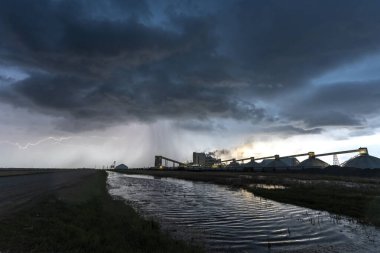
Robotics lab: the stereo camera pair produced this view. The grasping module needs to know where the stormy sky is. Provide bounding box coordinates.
[1,0,380,168]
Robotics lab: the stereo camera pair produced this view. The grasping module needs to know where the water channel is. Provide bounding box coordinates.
[107,172,380,252]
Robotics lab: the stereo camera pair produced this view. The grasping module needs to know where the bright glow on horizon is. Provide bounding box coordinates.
[220,131,380,165]
[1,120,379,168]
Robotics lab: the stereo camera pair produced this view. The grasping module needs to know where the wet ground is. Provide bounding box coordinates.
[108,172,380,253]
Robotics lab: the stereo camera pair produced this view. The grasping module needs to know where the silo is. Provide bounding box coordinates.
[262,155,299,171]
[243,157,259,169]
[227,159,242,170]
[342,153,380,169]
[265,158,288,170]
[298,157,329,169]
[280,157,300,167]
[260,159,273,167]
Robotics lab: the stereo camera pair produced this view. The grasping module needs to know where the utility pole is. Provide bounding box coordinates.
[333,154,340,166]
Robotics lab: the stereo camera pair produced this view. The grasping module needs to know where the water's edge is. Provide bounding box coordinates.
[107,172,380,253]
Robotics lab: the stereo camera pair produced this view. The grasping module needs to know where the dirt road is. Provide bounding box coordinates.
[0,169,97,218]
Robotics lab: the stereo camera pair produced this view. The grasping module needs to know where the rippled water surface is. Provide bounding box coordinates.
[107,172,380,252]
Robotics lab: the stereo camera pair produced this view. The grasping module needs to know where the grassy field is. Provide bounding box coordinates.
[116,169,380,227]
[0,170,203,253]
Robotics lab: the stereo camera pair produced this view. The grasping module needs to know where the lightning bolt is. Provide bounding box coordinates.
[0,135,122,150]
[0,136,73,150]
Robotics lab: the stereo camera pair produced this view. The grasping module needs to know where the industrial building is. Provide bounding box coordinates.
[260,159,272,167]
[155,155,184,168]
[226,159,240,168]
[193,152,220,167]
[219,148,380,170]
[243,158,259,168]
[265,156,299,168]
[154,147,380,170]
[342,148,380,169]
[298,157,329,169]
[254,156,300,171]
[115,164,128,169]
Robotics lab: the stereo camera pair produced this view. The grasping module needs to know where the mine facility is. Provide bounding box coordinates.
[154,147,380,171]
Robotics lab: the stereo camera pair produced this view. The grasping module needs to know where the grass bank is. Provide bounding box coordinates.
[116,169,380,227]
[0,170,203,253]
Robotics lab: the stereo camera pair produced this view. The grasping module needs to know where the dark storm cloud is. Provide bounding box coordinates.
[264,125,323,135]
[0,0,183,74]
[1,0,380,132]
[0,75,14,83]
[220,0,380,93]
[284,80,380,128]
[174,120,224,132]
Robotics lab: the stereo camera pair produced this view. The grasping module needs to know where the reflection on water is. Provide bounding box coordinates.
[248,183,287,190]
[107,172,379,252]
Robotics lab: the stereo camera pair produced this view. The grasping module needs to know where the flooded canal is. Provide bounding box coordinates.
[107,172,380,252]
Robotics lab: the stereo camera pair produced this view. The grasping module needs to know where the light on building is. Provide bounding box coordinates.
[359,147,368,156]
